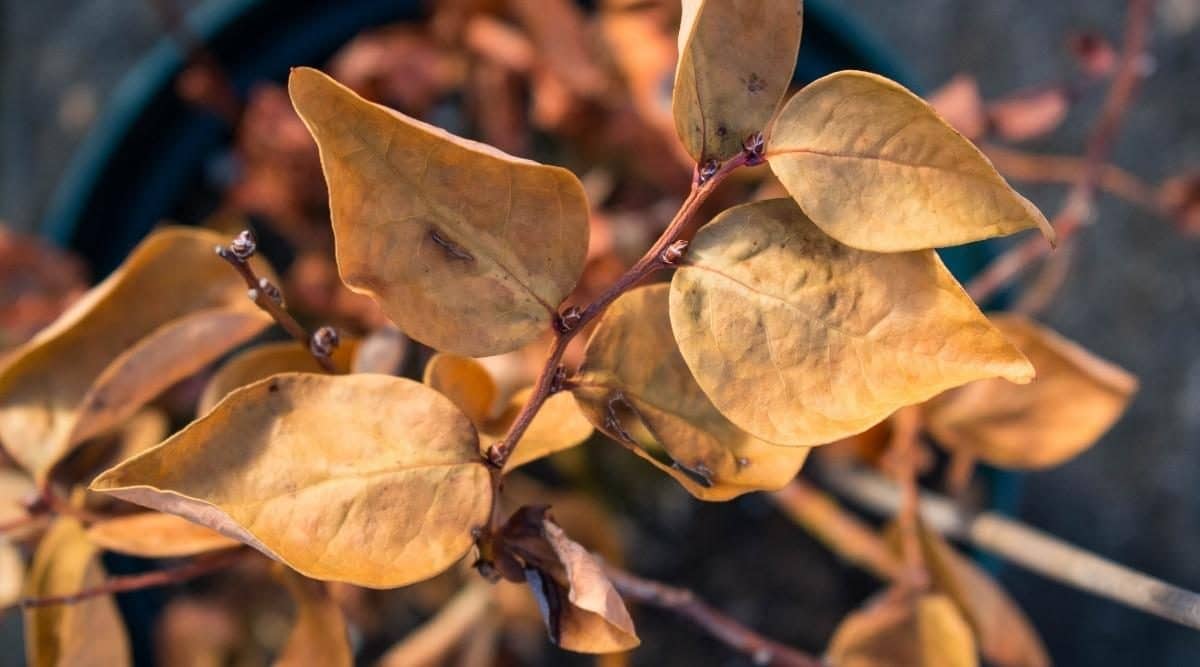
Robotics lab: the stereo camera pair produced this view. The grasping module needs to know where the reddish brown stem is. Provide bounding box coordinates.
[215,235,337,373]
[966,0,1155,305]
[15,549,246,611]
[604,564,822,667]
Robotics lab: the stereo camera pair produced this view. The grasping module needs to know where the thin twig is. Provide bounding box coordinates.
[887,407,928,592]
[215,231,338,373]
[966,0,1155,305]
[604,564,823,667]
[15,549,246,611]
[820,464,1200,631]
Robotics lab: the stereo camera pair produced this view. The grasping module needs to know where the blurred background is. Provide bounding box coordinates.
[2,0,1199,665]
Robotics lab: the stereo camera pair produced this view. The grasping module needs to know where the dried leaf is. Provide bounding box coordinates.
[86,512,240,558]
[91,373,491,588]
[827,594,977,667]
[669,199,1034,446]
[377,581,494,667]
[275,569,353,667]
[425,353,593,471]
[767,71,1053,251]
[925,314,1137,469]
[918,526,1049,667]
[673,0,803,162]
[198,339,358,415]
[289,67,590,356]
[0,227,274,481]
[988,87,1070,142]
[24,518,131,667]
[575,284,809,499]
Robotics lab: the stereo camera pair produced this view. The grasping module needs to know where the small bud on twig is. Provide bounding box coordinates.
[258,277,283,306]
[556,306,583,333]
[310,326,340,359]
[743,132,766,166]
[698,159,720,185]
[661,240,689,265]
[229,230,257,260]
[549,366,568,394]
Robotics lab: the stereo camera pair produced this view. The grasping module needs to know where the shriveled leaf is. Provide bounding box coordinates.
[289,67,590,356]
[425,353,593,471]
[0,227,275,481]
[669,199,1033,446]
[499,507,638,654]
[575,284,809,499]
[198,339,358,415]
[424,352,499,425]
[673,0,803,162]
[275,568,353,667]
[86,512,240,558]
[827,594,977,667]
[767,71,1053,251]
[91,373,491,588]
[919,526,1049,667]
[925,314,1137,469]
[0,537,23,608]
[25,518,131,667]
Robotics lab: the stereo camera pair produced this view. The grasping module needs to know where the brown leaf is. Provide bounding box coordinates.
[24,518,132,667]
[425,353,593,471]
[767,71,1054,251]
[275,568,353,667]
[575,284,809,499]
[91,373,491,588]
[499,507,639,654]
[669,199,1034,446]
[288,67,590,356]
[86,512,240,558]
[924,314,1137,469]
[0,227,275,481]
[827,594,977,667]
[673,0,803,162]
[198,338,358,415]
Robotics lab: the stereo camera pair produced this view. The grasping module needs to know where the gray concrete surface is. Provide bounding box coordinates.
[2,1,1199,665]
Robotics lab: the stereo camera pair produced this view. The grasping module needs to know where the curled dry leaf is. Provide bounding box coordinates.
[673,0,803,162]
[767,71,1054,252]
[574,284,809,500]
[498,507,639,654]
[289,67,590,356]
[0,227,275,481]
[275,567,353,667]
[669,199,1034,446]
[827,594,977,667]
[197,338,358,415]
[425,354,594,471]
[24,518,132,667]
[924,314,1137,469]
[86,512,240,559]
[916,525,1049,667]
[91,373,491,588]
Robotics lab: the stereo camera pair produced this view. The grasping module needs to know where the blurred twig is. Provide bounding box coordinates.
[820,464,1200,631]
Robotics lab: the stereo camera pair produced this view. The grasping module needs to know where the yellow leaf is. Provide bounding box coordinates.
[673,0,803,162]
[766,71,1053,251]
[91,373,491,588]
[275,568,353,667]
[541,519,639,653]
[574,284,809,500]
[424,354,594,471]
[919,526,1049,667]
[198,339,358,415]
[86,512,240,558]
[289,67,590,356]
[925,314,1136,469]
[24,518,132,667]
[827,594,977,667]
[0,227,274,481]
[669,199,1033,446]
